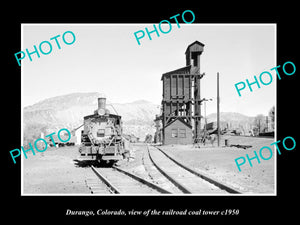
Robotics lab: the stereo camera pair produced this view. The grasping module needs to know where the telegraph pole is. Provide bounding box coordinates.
[202,98,212,138]
[217,72,220,147]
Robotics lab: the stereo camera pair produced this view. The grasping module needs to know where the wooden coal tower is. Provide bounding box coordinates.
[161,41,205,145]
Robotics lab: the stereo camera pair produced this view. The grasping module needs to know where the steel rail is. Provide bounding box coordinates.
[154,146,241,194]
[147,145,192,194]
[91,165,171,194]
[112,165,171,194]
[91,165,120,194]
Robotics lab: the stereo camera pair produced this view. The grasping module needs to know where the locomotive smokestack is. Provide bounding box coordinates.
[98,97,106,110]
[95,96,109,116]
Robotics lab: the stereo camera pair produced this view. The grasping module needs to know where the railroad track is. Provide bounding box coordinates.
[87,165,171,194]
[141,145,185,194]
[85,144,241,194]
[146,145,241,194]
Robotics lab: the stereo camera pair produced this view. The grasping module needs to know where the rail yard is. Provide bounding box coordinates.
[22,41,275,195]
[23,136,274,195]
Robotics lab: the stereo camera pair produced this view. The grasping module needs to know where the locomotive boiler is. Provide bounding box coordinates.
[79,97,129,164]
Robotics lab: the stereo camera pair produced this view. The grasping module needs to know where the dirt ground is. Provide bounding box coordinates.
[159,135,276,194]
[22,135,275,195]
[23,146,91,194]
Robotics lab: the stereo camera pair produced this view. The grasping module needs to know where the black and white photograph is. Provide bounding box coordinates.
[21,24,276,195]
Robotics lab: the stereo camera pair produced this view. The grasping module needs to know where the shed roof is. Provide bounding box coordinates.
[161,65,191,80]
[185,40,205,54]
[164,117,192,129]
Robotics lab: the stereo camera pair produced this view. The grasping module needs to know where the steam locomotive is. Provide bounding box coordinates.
[79,97,129,164]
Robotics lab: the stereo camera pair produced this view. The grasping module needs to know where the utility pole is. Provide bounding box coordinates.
[217,72,220,147]
[201,98,212,138]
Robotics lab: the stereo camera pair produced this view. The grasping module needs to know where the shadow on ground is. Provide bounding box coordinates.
[73,159,115,168]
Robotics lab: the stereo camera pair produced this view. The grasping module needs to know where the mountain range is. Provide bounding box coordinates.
[23,92,160,144]
[23,92,257,144]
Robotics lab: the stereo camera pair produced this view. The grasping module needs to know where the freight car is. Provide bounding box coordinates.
[79,97,129,164]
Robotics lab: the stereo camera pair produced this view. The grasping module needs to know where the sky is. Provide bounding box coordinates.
[22,24,276,117]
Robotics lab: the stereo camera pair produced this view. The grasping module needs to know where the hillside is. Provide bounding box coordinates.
[206,112,255,134]
[23,92,160,144]
[23,93,261,145]
[206,112,254,125]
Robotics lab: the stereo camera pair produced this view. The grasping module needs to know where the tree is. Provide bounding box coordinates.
[253,114,267,135]
[268,106,275,131]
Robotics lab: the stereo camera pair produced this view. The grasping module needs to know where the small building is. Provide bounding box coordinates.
[129,134,139,143]
[204,121,228,134]
[154,114,162,144]
[74,127,84,145]
[122,134,140,143]
[164,118,193,145]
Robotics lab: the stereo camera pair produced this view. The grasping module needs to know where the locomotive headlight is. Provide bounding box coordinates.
[98,108,106,116]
